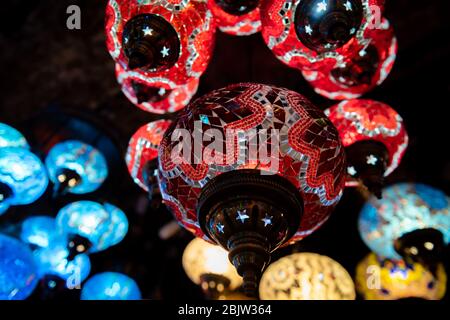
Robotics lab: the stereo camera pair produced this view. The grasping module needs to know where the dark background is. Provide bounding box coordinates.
[0,0,449,300]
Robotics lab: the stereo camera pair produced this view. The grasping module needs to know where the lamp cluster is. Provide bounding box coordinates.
[0,0,447,302]
[109,1,448,300]
[0,122,139,300]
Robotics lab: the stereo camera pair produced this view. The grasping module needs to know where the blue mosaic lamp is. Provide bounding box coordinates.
[0,122,29,149]
[33,243,91,285]
[20,216,67,249]
[56,201,128,254]
[359,183,450,266]
[0,233,39,300]
[0,147,48,206]
[80,272,141,300]
[45,140,108,195]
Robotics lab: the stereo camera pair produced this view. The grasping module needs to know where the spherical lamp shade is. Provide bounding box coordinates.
[45,140,108,195]
[115,63,199,114]
[259,252,356,300]
[358,183,450,265]
[0,234,39,300]
[260,0,385,72]
[158,83,346,294]
[0,147,48,206]
[356,253,447,300]
[33,244,91,284]
[0,122,29,149]
[301,19,397,100]
[126,119,173,192]
[325,99,408,197]
[81,272,142,300]
[56,201,128,253]
[182,238,242,297]
[207,0,261,36]
[20,216,67,249]
[105,0,216,86]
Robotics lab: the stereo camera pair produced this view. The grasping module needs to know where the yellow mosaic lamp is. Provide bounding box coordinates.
[356,252,446,300]
[259,252,356,300]
[182,238,243,298]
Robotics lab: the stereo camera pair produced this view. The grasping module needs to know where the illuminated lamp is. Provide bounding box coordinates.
[105,0,216,88]
[45,140,108,195]
[356,252,447,300]
[182,238,242,299]
[359,183,449,269]
[325,99,408,198]
[259,252,356,300]
[81,272,141,300]
[158,83,346,295]
[0,147,48,207]
[56,201,128,256]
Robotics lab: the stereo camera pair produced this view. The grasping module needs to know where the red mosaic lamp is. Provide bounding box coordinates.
[260,0,385,72]
[325,99,408,198]
[302,18,397,100]
[158,83,346,295]
[115,63,199,114]
[105,0,216,89]
[126,119,173,195]
[207,0,261,36]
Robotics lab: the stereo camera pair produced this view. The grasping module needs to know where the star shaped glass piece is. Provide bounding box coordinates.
[366,154,378,165]
[317,1,327,13]
[236,209,250,223]
[344,1,353,11]
[261,214,273,227]
[142,26,153,36]
[161,46,170,58]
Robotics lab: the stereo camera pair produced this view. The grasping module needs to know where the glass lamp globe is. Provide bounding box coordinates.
[356,253,447,300]
[80,272,141,300]
[33,243,91,284]
[56,201,128,253]
[325,99,408,198]
[0,147,49,206]
[0,122,29,149]
[45,140,108,195]
[358,183,449,266]
[20,216,67,249]
[182,238,243,298]
[259,252,356,300]
[0,234,39,300]
[158,83,346,295]
[300,19,397,100]
[105,0,215,86]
